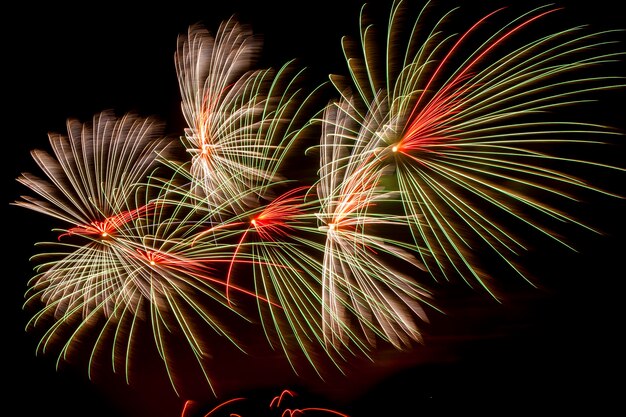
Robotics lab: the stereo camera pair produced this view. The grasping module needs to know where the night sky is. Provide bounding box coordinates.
[5,1,625,416]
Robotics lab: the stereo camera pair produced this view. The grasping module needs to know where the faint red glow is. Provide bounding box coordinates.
[181,389,349,417]
[181,400,194,417]
[180,397,245,417]
[269,389,298,409]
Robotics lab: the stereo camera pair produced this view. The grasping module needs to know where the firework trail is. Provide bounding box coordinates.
[331,0,625,296]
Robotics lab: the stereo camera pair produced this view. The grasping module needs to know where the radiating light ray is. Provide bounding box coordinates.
[332,0,625,295]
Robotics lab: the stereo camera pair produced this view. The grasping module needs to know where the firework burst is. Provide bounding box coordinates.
[14,111,168,229]
[13,112,259,395]
[174,17,315,216]
[14,111,169,321]
[311,96,434,351]
[331,0,625,295]
[11,1,625,407]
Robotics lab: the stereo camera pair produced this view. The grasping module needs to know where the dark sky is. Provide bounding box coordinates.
[4,1,625,416]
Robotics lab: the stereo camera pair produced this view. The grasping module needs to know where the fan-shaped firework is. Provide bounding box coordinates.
[331,0,625,295]
[169,15,348,374]
[312,96,433,351]
[175,17,315,215]
[14,112,260,394]
[14,111,167,229]
[14,112,169,322]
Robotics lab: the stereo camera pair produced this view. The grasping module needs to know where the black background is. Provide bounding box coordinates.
[4,1,625,416]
